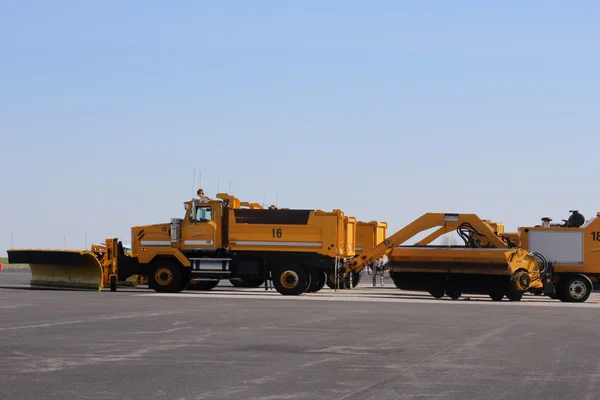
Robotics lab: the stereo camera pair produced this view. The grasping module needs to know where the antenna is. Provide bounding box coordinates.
[229,181,232,193]
[217,180,220,192]
[192,168,196,196]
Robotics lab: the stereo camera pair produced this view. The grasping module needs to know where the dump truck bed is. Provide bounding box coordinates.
[226,208,356,258]
[356,221,387,253]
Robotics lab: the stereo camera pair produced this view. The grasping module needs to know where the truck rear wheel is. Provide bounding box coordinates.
[506,292,522,301]
[390,271,402,289]
[560,275,592,302]
[489,293,504,301]
[326,273,346,289]
[445,290,461,300]
[148,259,184,293]
[229,277,265,288]
[188,279,220,291]
[307,270,326,293]
[345,271,361,288]
[273,265,309,295]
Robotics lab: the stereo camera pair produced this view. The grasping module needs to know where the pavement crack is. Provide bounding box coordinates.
[334,321,516,400]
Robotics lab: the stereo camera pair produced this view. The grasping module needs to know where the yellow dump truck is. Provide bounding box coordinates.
[8,189,359,296]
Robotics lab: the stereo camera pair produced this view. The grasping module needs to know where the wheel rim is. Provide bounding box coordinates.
[155,267,173,286]
[569,280,587,300]
[280,271,299,289]
[517,273,530,290]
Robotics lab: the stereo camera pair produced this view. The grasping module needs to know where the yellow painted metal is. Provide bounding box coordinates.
[126,189,362,263]
[227,208,354,258]
[517,212,600,282]
[387,246,544,293]
[136,247,191,267]
[9,250,105,291]
[346,213,509,273]
[6,239,131,291]
[356,221,388,254]
[342,216,357,258]
[240,201,264,209]
[388,247,542,278]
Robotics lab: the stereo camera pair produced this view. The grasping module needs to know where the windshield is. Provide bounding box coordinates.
[191,205,212,222]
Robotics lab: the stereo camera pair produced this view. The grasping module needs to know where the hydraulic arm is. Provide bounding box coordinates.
[343,213,508,274]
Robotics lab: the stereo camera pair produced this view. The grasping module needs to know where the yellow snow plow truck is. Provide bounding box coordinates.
[7,189,360,296]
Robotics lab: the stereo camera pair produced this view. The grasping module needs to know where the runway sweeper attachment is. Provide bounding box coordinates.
[386,247,548,301]
[338,212,551,301]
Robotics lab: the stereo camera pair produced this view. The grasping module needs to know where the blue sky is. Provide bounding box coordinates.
[1,1,599,254]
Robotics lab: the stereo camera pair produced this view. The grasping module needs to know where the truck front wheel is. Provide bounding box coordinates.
[273,265,309,296]
[147,259,184,293]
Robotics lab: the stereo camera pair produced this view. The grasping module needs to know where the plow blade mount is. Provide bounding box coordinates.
[7,249,104,291]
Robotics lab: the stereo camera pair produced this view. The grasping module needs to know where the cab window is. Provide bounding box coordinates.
[191,206,212,222]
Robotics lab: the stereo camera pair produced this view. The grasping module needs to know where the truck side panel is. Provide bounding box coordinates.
[342,216,357,258]
[227,208,349,258]
[519,216,600,275]
[356,221,388,253]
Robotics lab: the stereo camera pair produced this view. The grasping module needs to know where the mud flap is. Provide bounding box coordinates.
[7,250,104,291]
[542,262,555,296]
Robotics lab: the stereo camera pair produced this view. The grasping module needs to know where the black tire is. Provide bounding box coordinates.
[345,271,361,288]
[326,272,346,289]
[489,293,504,301]
[507,271,526,301]
[188,279,220,291]
[272,265,310,295]
[390,271,402,289]
[110,275,117,292]
[446,290,461,300]
[429,290,444,299]
[147,259,185,293]
[307,270,326,293]
[314,271,326,292]
[179,269,191,291]
[506,292,522,301]
[229,278,246,288]
[560,276,592,303]
[229,277,265,288]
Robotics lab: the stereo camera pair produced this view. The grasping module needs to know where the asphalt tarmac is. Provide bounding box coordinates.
[2,268,600,400]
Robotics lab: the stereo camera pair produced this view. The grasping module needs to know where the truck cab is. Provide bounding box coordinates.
[130,190,225,258]
[179,195,224,251]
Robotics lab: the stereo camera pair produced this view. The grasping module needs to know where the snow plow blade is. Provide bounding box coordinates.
[7,249,104,291]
